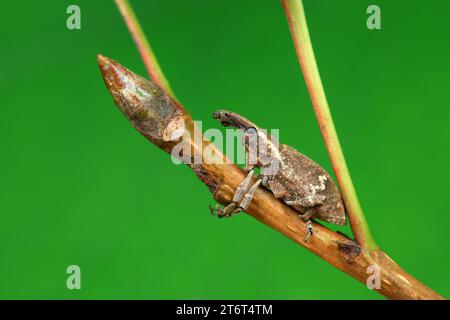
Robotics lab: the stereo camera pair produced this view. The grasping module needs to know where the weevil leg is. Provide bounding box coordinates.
[285,200,319,242]
[232,168,256,204]
[304,220,314,242]
[210,168,256,218]
[298,209,315,242]
[237,179,262,211]
[299,209,314,221]
[285,194,326,208]
[209,203,239,218]
[243,156,254,173]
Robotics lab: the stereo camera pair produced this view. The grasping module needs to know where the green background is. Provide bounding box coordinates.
[1,0,449,299]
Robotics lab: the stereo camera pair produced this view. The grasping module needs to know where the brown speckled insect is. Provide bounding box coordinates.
[210,110,346,241]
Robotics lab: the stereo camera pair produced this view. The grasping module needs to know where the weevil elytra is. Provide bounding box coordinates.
[210,110,346,241]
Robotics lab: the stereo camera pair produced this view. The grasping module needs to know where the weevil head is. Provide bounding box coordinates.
[212,110,258,131]
[212,110,262,152]
[212,110,281,173]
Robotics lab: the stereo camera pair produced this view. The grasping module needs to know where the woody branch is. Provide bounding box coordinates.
[98,0,444,300]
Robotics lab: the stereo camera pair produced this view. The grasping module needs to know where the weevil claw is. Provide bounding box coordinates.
[209,204,216,216]
[304,220,314,242]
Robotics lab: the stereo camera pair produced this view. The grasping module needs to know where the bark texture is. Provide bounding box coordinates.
[98,55,444,300]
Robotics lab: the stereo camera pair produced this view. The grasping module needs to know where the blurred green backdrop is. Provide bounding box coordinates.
[1,0,449,299]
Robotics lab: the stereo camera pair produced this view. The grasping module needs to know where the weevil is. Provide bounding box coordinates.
[210,110,346,241]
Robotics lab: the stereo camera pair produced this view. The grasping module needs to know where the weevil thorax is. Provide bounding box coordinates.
[249,129,282,176]
[212,110,282,175]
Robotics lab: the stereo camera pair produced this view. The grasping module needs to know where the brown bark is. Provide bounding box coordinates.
[98,55,444,300]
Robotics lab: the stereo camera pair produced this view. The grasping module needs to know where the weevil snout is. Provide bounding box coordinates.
[212,109,258,131]
[212,111,223,119]
[212,110,233,125]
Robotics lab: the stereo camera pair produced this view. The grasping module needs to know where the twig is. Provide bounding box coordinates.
[99,0,444,299]
[281,0,377,250]
[98,55,443,299]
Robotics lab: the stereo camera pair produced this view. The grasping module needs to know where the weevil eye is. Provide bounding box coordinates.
[246,127,257,134]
